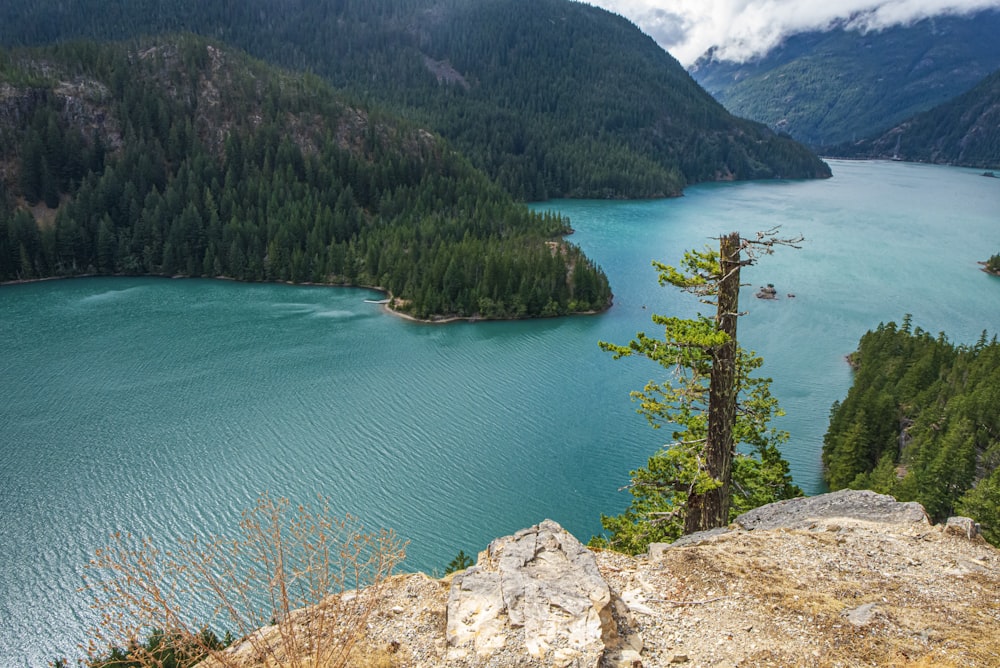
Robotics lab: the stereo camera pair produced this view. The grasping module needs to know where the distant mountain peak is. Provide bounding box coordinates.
[690,8,1000,147]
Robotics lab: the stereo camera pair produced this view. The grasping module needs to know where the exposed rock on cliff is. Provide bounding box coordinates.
[214,491,1000,667]
[446,519,640,667]
[733,488,928,531]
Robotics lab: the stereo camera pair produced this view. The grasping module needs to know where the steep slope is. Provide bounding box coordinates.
[0,37,612,318]
[0,0,830,199]
[690,10,1000,148]
[384,0,832,198]
[828,68,1000,168]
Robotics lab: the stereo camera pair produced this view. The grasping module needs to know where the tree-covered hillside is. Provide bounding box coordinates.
[827,68,1000,168]
[0,37,611,319]
[823,318,1000,544]
[690,10,1000,148]
[0,0,830,200]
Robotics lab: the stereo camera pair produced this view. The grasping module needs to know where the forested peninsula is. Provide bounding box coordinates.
[0,38,611,319]
[822,318,1000,545]
[0,0,834,320]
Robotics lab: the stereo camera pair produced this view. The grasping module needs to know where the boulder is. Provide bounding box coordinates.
[945,516,981,540]
[446,519,634,667]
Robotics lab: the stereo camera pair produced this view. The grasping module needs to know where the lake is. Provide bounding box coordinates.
[2,160,998,664]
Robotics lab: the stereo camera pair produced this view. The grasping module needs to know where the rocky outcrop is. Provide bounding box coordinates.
[0,79,122,147]
[208,491,1000,667]
[755,283,777,299]
[665,489,929,549]
[736,488,929,529]
[446,519,640,667]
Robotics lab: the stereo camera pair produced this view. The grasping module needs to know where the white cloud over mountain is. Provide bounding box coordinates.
[585,0,1000,65]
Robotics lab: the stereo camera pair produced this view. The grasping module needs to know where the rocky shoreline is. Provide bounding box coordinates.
[0,273,610,323]
[979,261,1000,277]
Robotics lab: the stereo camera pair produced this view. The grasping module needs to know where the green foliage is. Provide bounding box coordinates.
[16,103,93,206]
[0,38,611,318]
[0,0,829,200]
[957,467,1000,545]
[592,240,801,554]
[590,346,801,555]
[693,11,1000,148]
[823,319,1000,544]
[444,549,474,575]
[986,253,1000,274]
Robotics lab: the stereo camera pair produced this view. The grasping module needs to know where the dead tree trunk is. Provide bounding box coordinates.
[685,231,741,533]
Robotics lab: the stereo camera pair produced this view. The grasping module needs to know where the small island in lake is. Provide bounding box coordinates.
[981,253,1000,276]
[756,283,778,299]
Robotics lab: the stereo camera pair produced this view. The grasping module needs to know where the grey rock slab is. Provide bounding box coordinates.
[844,602,879,626]
[735,489,929,531]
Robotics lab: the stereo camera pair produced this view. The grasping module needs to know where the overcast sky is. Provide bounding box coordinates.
[584,0,1000,65]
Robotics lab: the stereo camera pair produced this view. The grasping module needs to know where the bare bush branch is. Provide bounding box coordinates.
[82,492,407,668]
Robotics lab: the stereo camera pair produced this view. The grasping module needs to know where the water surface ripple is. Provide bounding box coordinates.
[1,161,998,664]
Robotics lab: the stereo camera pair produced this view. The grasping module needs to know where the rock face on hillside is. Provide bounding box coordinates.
[216,490,1000,667]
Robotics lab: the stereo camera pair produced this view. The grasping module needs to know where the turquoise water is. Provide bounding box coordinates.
[1,160,998,664]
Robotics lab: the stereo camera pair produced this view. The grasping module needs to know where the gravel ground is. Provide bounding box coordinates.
[596,518,999,667]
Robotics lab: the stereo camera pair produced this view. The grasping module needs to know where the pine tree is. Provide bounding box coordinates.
[594,229,803,551]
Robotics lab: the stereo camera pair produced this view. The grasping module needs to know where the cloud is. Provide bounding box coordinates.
[584,0,1000,65]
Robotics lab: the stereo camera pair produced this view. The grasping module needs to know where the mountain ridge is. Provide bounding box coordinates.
[690,9,1000,148]
[0,0,830,200]
[826,67,1000,168]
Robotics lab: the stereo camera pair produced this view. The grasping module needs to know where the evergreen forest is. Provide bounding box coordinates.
[829,68,1000,169]
[0,0,830,201]
[822,318,1000,545]
[0,37,612,319]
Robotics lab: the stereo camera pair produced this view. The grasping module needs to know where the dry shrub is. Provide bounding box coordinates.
[83,492,407,667]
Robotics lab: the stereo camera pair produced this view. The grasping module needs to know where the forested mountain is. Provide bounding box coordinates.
[822,318,1000,545]
[0,0,830,200]
[690,10,1000,148]
[827,68,1000,168]
[0,37,612,319]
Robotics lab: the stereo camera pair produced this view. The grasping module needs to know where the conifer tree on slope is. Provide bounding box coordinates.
[596,230,802,552]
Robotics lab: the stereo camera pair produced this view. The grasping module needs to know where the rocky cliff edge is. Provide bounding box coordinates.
[214,490,999,667]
